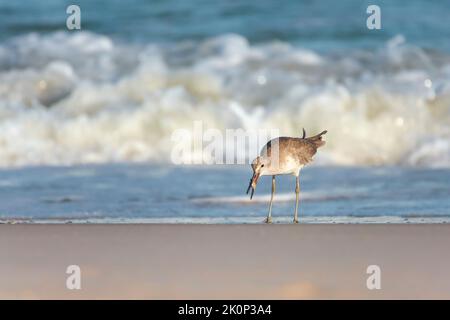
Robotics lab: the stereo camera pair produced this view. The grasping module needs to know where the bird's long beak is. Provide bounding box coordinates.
[246,172,260,200]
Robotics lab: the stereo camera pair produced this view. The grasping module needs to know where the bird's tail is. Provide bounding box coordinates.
[306,130,327,148]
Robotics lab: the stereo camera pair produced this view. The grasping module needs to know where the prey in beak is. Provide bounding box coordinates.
[246,172,260,199]
[246,156,265,200]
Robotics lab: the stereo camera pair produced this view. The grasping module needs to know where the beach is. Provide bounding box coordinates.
[0,0,449,301]
[1,224,450,299]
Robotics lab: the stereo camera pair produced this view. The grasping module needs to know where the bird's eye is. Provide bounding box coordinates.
[261,164,264,167]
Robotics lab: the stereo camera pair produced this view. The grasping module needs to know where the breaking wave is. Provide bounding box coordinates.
[0,32,449,167]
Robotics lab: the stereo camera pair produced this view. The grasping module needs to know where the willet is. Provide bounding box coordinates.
[246,129,327,223]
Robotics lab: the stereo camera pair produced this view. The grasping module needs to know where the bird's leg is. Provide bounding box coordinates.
[265,175,275,223]
[293,175,300,224]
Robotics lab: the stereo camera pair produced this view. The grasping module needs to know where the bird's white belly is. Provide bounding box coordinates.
[280,166,303,176]
[267,158,303,176]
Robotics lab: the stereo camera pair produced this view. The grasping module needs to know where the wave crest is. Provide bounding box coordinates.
[0,32,449,167]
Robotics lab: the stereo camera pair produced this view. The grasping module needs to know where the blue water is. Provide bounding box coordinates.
[0,165,449,223]
[0,1,449,222]
[0,0,449,51]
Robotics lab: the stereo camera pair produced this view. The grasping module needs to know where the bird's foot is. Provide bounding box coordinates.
[293,219,299,224]
[264,217,272,224]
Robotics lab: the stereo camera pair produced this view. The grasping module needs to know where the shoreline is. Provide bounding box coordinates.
[2,216,450,224]
[1,224,450,299]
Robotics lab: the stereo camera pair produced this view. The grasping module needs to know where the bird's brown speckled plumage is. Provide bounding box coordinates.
[264,137,317,165]
[259,130,327,174]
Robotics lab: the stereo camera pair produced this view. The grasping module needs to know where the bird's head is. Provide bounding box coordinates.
[246,156,268,199]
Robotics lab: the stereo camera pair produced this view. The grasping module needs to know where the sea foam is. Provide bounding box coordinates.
[0,32,449,167]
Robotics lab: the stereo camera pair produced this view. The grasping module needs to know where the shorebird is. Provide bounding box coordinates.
[246,129,327,223]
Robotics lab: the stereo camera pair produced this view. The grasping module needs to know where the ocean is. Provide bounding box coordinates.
[0,164,449,223]
[0,0,449,222]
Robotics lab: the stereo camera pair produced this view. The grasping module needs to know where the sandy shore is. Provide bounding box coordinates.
[1,224,450,299]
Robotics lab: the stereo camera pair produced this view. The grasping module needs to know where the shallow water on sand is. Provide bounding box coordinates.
[0,164,448,223]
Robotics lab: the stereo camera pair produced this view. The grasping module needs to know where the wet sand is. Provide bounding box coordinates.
[1,224,450,299]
